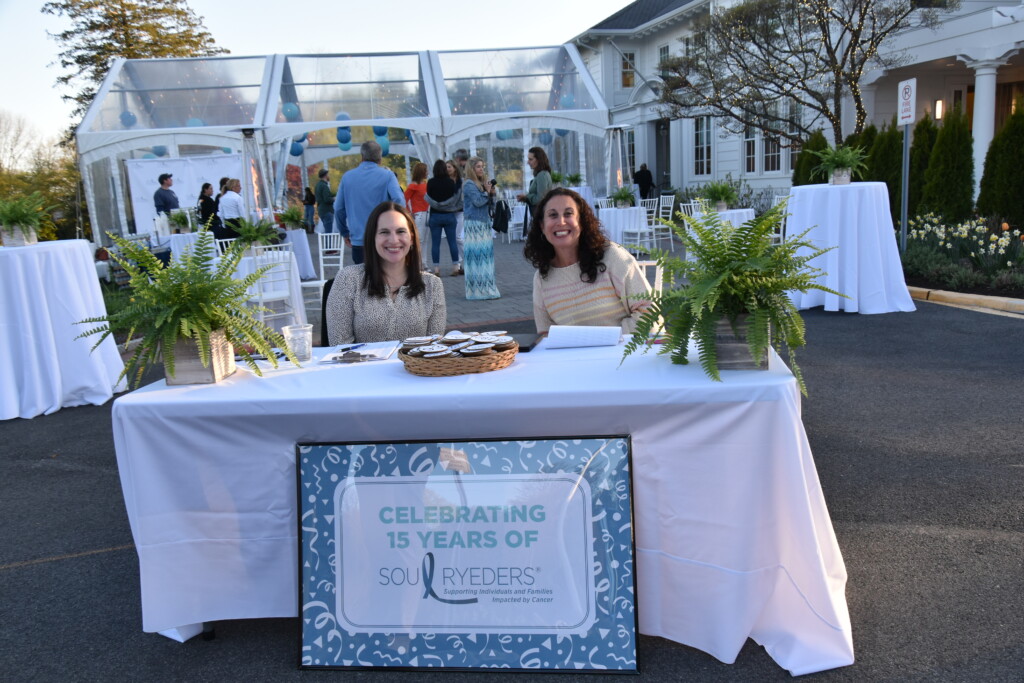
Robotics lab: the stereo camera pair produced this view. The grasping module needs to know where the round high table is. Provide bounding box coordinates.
[283,229,316,280]
[599,207,646,244]
[787,182,915,313]
[0,240,125,420]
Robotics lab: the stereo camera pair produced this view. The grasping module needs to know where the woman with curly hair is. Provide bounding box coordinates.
[524,188,651,336]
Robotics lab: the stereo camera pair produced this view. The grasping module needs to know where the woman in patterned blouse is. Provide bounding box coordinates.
[326,202,447,344]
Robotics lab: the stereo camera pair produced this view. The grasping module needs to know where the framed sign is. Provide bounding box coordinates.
[297,437,638,672]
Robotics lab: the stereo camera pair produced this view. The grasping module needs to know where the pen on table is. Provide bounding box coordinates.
[337,343,366,353]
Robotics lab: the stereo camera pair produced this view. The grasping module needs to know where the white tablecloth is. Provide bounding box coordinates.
[694,208,756,227]
[599,207,646,244]
[151,233,200,261]
[566,185,596,211]
[0,240,125,420]
[787,183,915,313]
[282,229,316,280]
[111,342,853,674]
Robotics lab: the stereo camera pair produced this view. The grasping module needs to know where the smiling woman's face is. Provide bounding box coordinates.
[541,195,581,255]
[374,210,412,265]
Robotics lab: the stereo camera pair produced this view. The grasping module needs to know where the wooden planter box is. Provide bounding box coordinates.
[164,330,236,385]
[2,226,38,247]
[715,316,768,371]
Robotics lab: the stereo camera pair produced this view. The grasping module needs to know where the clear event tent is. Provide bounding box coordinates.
[76,45,613,242]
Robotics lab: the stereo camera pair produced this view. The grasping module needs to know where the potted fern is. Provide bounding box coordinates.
[699,180,738,212]
[812,145,868,185]
[611,185,636,208]
[278,206,305,231]
[233,218,281,256]
[550,170,565,187]
[0,193,53,247]
[76,229,297,388]
[565,172,583,186]
[167,208,193,233]
[622,203,843,394]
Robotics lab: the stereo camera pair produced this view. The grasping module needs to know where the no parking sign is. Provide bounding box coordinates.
[898,78,917,125]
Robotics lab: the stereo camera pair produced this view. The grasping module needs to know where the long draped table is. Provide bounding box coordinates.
[599,206,646,244]
[111,342,853,674]
[1,240,125,420]
[282,229,316,280]
[694,207,756,227]
[787,182,915,313]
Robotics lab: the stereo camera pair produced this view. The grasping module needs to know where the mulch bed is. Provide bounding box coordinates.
[903,275,1024,299]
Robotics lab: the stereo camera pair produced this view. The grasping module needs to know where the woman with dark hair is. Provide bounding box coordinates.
[517,146,553,222]
[197,182,221,233]
[302,186,316,232]
[325,201,446,344]
[424,159,461,276]
[524,188,651,336]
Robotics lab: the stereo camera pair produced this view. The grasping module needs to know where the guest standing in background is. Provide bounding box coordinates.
[517,147,552,229]
[524,188,651,336]
[452,148,470,271]
[218,178,244,238]
[314,168,334,237]
[404,161,430,271]
[334,141,405,265]
[461,156,501,300]
[325,202,446,344]
[425,159,461,277]
[153,173,179,214]
[635,163,654,199]
[303,186,316,232]
[197,182,221,234]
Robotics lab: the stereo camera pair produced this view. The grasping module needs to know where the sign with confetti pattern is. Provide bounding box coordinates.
[297,437,637,671]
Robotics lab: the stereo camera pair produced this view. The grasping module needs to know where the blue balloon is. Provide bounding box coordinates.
[376,135,390,156]
[338,140,352,151]
[142,153,156,159]
[152,145,167,157]
[496,129,514,141]
[508,104,524,113]
[405,129,413,141]
[186,117,204,127]
[538,131,553,146]
[282,102,300,121]
[119,111,137,128]
[290,142,304,156]
[336,128,351,144]
[222,147,232,154]
[293,132,307,143]
[559,93,575,109]
[555,128,570,137]
[335,111,351,121]
[373,125,388,137]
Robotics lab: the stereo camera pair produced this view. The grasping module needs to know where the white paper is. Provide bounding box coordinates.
[319,340,401,363]
[544,325,621,349]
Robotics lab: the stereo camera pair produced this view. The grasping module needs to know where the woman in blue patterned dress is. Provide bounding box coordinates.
[461,157,501,300]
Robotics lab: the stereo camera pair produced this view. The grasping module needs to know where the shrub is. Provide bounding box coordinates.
[976,98,1024,230]
[908,114,938,218]
[791,129,828,186]
[867,116,903,220]
[921,105,974,222]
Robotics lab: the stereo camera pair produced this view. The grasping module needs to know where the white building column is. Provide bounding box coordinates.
[962,57,1008,199]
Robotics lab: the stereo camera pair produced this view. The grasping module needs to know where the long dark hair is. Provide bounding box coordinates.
[431,159,448,180]
[523,188,608,282]
[529,146,552,174]
[362,202,425,298]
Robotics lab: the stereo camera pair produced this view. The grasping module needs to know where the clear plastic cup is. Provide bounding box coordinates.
[282,323,313,363]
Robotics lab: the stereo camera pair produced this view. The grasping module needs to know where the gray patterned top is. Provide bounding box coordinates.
[326,264,446,344]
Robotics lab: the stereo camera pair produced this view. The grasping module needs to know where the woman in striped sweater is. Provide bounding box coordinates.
[524,188,651,336]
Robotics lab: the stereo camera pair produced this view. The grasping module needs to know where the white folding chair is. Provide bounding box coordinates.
[249,243,297,328]
[677,201,699,218]
[215,237,236,256]
[503,204,527,243]
[595,197,613,211]
[772,194,791,244]
[635,260,666,294]
[645,198,675,252]
[658,194,675,222]
[640,198,659,226]
[299,233,342,317]
[621,217,657,258]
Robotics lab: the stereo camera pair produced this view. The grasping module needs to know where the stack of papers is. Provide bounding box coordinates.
[544,325,622,349]
[319,340,401,364]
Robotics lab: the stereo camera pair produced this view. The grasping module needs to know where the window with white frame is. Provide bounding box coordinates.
[625,129,636,177]
[763,136,781,172]
[658,45,669,77]
[694,116,711,176]
[744,125,757,174]
[621,52,636,89]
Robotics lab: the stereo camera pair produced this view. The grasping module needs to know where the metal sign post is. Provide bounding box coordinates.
[897,79,917,253]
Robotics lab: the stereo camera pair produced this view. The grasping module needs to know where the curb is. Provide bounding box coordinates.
[907,286,1024,314]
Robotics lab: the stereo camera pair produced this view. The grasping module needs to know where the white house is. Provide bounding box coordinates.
[572,0,1024,198]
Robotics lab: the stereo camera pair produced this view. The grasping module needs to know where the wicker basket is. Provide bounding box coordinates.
[398,343,518,377]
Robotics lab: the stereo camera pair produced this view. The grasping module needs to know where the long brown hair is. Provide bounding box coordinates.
[362,202,425,298]
[411,162,428,184]
[523,188,608,282]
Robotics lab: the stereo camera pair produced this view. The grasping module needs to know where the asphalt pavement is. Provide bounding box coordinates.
[1,234,1022,681]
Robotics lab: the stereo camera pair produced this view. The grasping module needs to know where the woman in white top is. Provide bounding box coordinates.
[217,178,244,238]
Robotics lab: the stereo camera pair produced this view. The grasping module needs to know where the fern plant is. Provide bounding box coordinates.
[234,217,280,247]
[622,203,844,395]
[76,229,297,388]
[0,192,54,240]
[278,206,305,229]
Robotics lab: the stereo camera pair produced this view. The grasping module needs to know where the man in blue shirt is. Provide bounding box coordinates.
[334,141,405,264]
[153,173,179,214]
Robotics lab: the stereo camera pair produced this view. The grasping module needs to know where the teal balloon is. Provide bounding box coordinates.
[405,129,413,141]
[555,128,570,137]
[222,147,232,154]
[152,145,167,157]
[335,111,351,121]
[290,142,304,156]
[376,135,390,156]
[293,132,307,142]
[538,131,553,145]
[186,117,204,127]
[559,93,575,109]
[336,128,351,144]
[282,102,300,121]
[142,153,156,159]
[373,125,388,137]
[338,140,352,151]
[496,129,514,141]
[508,104,524,113]
[119,111,137,127]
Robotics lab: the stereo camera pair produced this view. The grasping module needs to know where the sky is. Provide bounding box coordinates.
[0,0,634,142]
